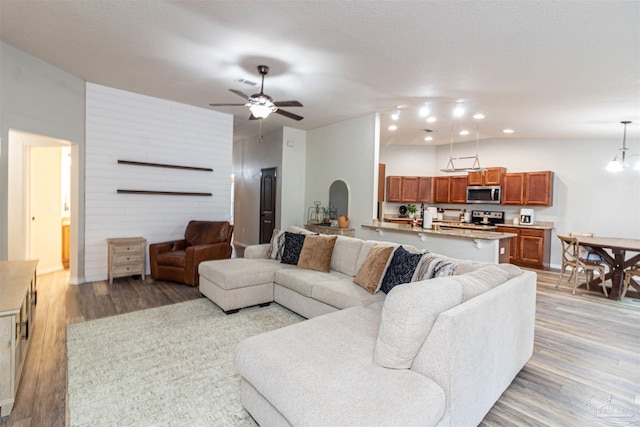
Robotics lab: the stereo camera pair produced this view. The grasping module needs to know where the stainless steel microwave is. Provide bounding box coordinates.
[466,186,502,204]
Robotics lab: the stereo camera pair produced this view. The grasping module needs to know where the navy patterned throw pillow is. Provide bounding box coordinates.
[281,232,306,265]
[380,246,423,294]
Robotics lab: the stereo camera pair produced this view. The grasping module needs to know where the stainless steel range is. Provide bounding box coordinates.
[471,210,505,225]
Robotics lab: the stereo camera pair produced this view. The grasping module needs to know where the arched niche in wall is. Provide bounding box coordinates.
[329,180,349,217]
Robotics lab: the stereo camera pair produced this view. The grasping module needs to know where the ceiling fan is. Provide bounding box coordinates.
[209,65,303,121]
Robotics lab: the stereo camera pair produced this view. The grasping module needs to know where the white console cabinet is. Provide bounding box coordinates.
[0,260,38,417]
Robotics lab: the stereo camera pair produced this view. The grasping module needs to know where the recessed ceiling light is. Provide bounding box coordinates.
[453,105,465,117]
[459,130,470,136]
[388,125,397,131]
[391,109,401,121]
[503,129,514,134]
[426,116,437,123]
[473,113,485,119]
[419,106,430,117]
[424,136,433,141]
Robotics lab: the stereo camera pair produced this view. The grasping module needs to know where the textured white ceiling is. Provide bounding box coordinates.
[1,0,638,146]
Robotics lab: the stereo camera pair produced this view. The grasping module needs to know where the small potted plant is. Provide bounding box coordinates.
[322,206,337,223]
[406,204,417,219]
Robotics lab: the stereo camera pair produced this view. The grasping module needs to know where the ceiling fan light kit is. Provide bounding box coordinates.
[606,121,640,173]
[210,65,303,121]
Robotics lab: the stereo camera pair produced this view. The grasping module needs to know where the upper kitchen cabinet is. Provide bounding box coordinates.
[417,177,434,203]
[524,171,554,206]
[434,176,451,203]
[502,171,553,206]
[450,175,468,203]
[467,167,506,186]
[401,177,419,202]
[502,173,524,205]
[387,176,420,202]
[386,176,402,202]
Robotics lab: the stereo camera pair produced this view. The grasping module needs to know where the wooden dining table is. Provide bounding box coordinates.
[575,236,640,300]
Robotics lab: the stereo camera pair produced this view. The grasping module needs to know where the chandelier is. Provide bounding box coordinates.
[606,121,640,173]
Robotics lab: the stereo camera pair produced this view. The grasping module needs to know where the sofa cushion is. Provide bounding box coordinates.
[455,263,522,302]
[311,278,386,310]
[353,245,394,294]
[380,246,423,294]
[374,279,463,369]
[330,236,364,276]
[235,305,446,427]
[156,250,186,268]
[275,268,340,298]
[297,234,337,272]
[198,258,283,290]
[281,232,307,265]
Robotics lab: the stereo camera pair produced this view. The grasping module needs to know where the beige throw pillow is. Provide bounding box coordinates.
[353,245,394,294]
[297,234,338,273]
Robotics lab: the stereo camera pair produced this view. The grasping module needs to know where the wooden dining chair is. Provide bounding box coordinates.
[557,235,608,296]
[622,264,640,298]
[568,232,603,262]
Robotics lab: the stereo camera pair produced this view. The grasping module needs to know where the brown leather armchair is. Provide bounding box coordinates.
[149,221,234,286]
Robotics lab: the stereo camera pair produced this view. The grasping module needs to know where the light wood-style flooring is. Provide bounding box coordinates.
[1,267,639,426]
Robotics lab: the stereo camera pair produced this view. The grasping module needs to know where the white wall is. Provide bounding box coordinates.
[85,83,233,282]
[232,128,284,247]
[0,42,85,282]
[306,114,380,235]
[281,127,307,228]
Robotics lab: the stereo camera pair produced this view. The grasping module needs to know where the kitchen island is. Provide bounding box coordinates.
[360,220,517,264]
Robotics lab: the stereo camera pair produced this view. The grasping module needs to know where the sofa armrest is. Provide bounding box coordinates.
[149,239,187,278]
[245,244,271,259]
[411,270,536,427]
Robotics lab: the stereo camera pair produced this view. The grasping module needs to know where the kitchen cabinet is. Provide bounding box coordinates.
[450,176,468,203]
[386,176,402,202]
[401,177,419,202]
[467,167,506,186]
[496,226,551,269]
[502,173,524,205]
[434,177,450,203]
[502,171,553,206]
[524,171,553,206]
[377,164,386,202]
[417,177,434,203]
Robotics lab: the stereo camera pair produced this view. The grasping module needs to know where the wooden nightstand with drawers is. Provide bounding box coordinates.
[107,237,147,284]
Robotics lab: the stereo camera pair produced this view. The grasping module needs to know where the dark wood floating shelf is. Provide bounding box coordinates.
[117,190,212,196]
[118,160,213,172]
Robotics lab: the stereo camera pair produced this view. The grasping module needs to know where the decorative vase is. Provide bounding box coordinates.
[338,215,349,228]
[408,212,415,219]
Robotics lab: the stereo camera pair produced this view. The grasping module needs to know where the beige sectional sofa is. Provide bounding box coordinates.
[198,227,537,426]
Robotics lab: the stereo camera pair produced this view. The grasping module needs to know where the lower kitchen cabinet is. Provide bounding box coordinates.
[496,226,551,269]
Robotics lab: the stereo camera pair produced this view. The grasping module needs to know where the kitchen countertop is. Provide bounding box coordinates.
[363,220,517,241]
[494,221,555,230]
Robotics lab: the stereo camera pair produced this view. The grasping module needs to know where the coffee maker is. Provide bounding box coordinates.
[519,208,535,225]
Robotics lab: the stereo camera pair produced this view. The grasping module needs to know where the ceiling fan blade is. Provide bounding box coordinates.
[229,89,250,100]
[209,103,246,107]
[273,100,303,107]
[275,109,304,121]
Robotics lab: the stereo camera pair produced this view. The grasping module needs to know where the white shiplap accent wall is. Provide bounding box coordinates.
[85,83,233,282]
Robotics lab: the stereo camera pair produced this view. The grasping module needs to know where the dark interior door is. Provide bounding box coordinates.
[259,167,277,244]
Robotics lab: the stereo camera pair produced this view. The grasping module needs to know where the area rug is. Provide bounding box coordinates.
[67,299,304,426]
